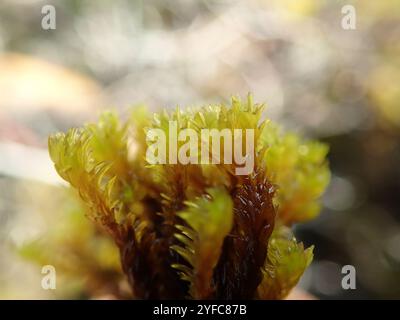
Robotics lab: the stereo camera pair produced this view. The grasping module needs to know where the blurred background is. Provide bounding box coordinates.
[0,0,399,299]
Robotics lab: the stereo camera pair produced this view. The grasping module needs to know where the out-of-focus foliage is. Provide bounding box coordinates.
[261,125,330,224]
[18,188,130,298]
[46,96,329,299]
[19,190,129,299]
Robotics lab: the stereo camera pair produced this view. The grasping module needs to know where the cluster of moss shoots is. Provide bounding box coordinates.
[43,96,329,299]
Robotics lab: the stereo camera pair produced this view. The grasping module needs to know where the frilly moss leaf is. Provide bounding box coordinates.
[171,187,233,299]
[258,226,314,299]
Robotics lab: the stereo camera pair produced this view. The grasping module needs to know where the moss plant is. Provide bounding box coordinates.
[47,96,330,299]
